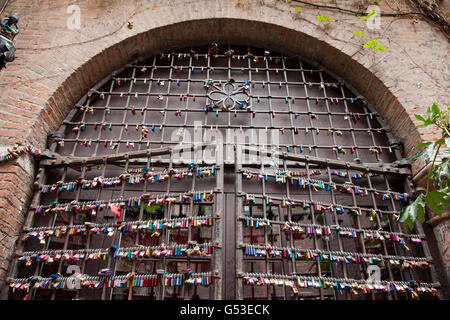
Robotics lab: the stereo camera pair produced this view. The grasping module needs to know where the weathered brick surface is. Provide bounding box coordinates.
[429,209,450,289]
[0,0,449,293]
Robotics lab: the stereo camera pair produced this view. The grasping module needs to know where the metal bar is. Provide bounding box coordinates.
[365,168,397,300]
[72,105,384,120]
[75,158,108,300]
[115,65,137,155]
[137,55,156,151]
[343,166,369,300]
[281,151,291,300]
[40,144,410,176]
[325,163,344,300]
[304,160,324,299]
[340,83,361,161]
[93,76,115,157]
[50,164,85,300]
[126,153,151,300]
[300,60,319,158]
[105,155,130,300]
[41,143,215,167]
[18,167,49,300]
[157,54,172,152]
[232,145,242,299]
[239,212,424,239]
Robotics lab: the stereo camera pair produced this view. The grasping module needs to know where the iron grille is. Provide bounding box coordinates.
[7,45,439,300]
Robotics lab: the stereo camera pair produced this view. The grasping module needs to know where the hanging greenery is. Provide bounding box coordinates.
[399,100,450,229]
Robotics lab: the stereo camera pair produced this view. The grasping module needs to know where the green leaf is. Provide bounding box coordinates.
[425,188,450,216]
[425,192,443,216]
[358,10,377,22]
[363,40,378,48]
[441,158,450,178]
[415,141,433,149]
[426,106,432,119]
[431,100,440,117]
[433,188,450,204]
[431,158,450,188]
[424,144,435,164]
[431,166,441,187]
[316,15,331,23]
[372,44,386,53]
[414,114,426,122]
[352,32,367,39]
[294,6,301,12]
[424,105,439,124]
[435,138,446,147]
[416,194,426,223]
[399,194,426,230]
[367,10,377,18]
[414,112,434,127]
[144,204,163,214]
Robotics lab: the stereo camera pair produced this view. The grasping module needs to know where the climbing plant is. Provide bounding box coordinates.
[399,100,450,230]
[352,10,387,54]
[291,3,387,54]
[315,15,332,23]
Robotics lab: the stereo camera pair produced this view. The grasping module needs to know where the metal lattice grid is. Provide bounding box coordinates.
[7,45,440,300]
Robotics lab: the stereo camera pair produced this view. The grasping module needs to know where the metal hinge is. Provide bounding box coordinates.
[38,149,63,161]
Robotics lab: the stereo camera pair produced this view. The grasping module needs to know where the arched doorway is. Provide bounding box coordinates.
[7,45,439,300]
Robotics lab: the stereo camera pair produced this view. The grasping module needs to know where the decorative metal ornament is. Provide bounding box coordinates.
[207,81,251,111]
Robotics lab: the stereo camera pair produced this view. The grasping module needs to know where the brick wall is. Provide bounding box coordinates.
[434,220,450,276]
[0,0,449,294]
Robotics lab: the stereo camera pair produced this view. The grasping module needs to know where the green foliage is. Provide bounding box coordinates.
[431,158,450,188]
[425,188,450,215]
[144,203,164,216]
[363,39,378,48]
[294,6,301,12]
[400,194,426,230]
[415,100,444,127]
[352,31,366,39]
[400,100,450,230]
[357,10,377,22]
[316,15,332,23]
[372,44,386,53]
[362,39,386,53]
[351,10,386,54]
